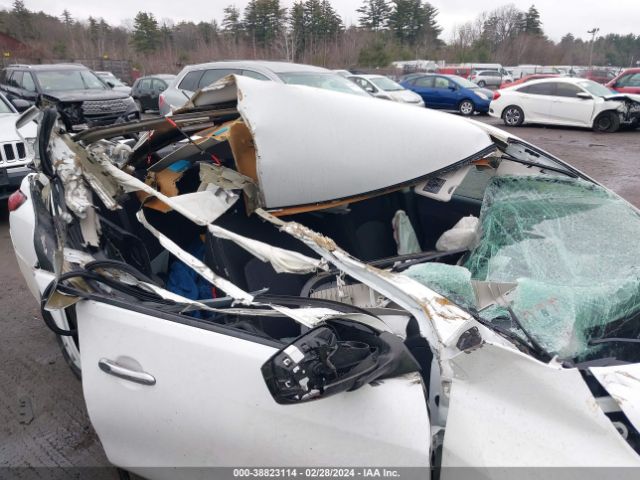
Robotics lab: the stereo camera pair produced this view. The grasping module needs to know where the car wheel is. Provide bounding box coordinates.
[44,308,81,379]
[134,99,145,114]
[458,100,475,116]
[502,105,525,126]
[593,111,620,133]
[477,80,486,88]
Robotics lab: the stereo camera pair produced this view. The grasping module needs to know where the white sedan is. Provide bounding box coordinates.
[348,74,425,107]
[489,77,640,132]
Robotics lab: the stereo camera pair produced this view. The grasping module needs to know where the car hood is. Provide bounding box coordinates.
[112,86,132,95]
[387,89,423,103]
[473,88,493,99]
[184,75,495,209]
[604,93,640,103]
[0,113,36,140]
[42,89,131,102]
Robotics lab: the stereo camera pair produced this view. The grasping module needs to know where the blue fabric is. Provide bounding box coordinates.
[168,159,191,172]
[166,240,213,316]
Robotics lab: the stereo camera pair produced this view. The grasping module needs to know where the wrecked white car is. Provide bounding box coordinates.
[9,76,640,477]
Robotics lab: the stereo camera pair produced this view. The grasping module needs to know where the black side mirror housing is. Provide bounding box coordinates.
[261,319,420,404]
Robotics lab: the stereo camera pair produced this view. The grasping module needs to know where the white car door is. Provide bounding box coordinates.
[515,82,555,123]
[548,82,595,127]
[78,298,431,479]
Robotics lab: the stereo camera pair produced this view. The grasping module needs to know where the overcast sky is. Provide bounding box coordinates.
[2,0,638,42]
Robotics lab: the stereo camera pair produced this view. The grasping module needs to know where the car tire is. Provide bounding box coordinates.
[134,99,145,114]
[477,80,486,88]
[44,308,81,380]
[593,111,620,133]
[502,105,525,127]
[458,100,475,116]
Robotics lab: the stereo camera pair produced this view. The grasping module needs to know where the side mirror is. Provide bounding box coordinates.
[106,80,115,88]
[449,85,457,91]
[576,92,592,100]
[11,98,32,112]
[261,320,419,404]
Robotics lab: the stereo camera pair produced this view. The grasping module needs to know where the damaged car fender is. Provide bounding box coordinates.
[441,343,640,469]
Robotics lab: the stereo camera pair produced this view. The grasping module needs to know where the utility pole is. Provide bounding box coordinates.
[587,27,599,71]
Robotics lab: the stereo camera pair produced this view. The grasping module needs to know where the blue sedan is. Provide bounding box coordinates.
[401,74,493,116]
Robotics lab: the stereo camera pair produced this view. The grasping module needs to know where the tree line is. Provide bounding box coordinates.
[0,0,638,75]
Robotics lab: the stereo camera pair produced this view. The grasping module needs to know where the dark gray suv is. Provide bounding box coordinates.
[0,63,139,131]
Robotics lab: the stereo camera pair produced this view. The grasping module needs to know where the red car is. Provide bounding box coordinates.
[578,69,617,84]
[499,73,559,89]
[606,68,640,95]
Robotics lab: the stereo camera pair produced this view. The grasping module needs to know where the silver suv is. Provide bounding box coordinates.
[159,60,369,115]
[469,70,512,88]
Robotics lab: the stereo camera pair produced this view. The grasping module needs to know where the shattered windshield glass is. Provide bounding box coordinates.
[439,176,640,361]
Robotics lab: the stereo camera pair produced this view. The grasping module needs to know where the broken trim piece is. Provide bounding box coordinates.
[254,208,474,360]
[208,224,326,275]
[96,159,236,225]
[136,209,253,304]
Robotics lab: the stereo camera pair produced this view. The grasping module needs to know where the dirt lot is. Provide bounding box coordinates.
[0,114,638,475]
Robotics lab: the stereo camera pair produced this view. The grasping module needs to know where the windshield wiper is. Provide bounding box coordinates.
[589,337,640,345]
[502,305,552,361]
[501,153,577,178]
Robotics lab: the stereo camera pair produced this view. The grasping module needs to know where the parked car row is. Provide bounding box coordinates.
[158,60,368,115]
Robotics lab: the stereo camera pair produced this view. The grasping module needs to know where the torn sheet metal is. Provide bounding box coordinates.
[49,134,92,218]
[256,209,471,353]
[79,208,100,248]
[63,248,96,266]
[191,75,496,209]
[181,75,239,111]
[590,364,640,435]
[208,224,325,275]
[442,343,640,469]
[136,209,253,303]
[199,162,256,192]
[199,162,259,210]
[96,159,237,226]
[270,305,340,328]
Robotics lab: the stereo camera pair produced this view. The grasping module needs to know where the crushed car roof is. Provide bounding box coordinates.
[187,75,496,209]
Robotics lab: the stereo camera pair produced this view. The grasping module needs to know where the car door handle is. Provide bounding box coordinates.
[98,358,156,386]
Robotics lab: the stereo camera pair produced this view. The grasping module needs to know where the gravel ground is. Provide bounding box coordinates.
[0,113,638,475]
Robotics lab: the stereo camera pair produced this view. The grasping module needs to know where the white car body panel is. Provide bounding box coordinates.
[79,301,431,473]
[8,175,39,299]
[549,95,596,126]
[591,363,640,435]
[442,344,640,469]
[191,76,494,208]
